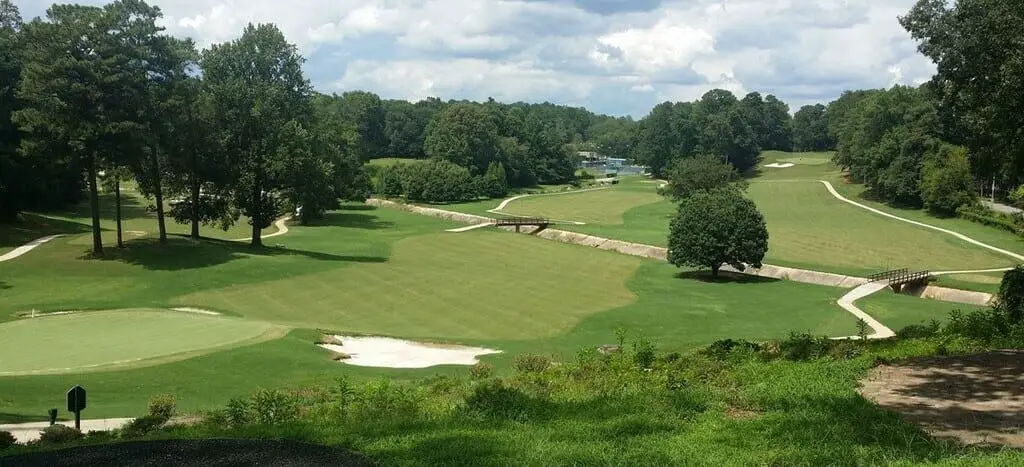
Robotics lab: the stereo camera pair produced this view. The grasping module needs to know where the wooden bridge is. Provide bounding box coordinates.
[494,216,552,232]
[868,268,931,292]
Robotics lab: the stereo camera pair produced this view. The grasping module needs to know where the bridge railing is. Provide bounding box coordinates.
[494,217,551,226]
[890,270,930,286]
[868,268,909,282]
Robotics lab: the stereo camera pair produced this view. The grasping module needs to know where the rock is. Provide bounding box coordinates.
[598,345,621,355]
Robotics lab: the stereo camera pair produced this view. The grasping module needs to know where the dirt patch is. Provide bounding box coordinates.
[859,351,1024,448]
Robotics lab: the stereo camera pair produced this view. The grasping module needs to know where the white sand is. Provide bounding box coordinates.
[319,335,501,368]
[764,162,795,168]
[171,307,222,316]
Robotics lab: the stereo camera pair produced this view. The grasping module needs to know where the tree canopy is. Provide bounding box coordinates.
[667,188,769,278]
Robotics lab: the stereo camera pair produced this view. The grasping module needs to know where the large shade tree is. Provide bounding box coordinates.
[668,188,769,278]
[202,23,312,247]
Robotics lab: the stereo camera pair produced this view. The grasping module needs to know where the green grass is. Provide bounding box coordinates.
[858,291,981,331]
[174,231,642,340]
[0,310,280,375]
[748,181,1015,275]
[37,337,1019,466]
[502,185,663,225]
[933,272,1006,294]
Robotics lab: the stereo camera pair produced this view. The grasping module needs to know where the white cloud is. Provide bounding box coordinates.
[14,0,938,116]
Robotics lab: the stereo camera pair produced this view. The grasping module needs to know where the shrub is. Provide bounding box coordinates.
[920,144,975,216]
[465,379,535,420]
[513,354,552,374]
[403,159,479,203]
[38,425,82,445]
[0,430,16,451]
[250,388,299,425]
[704,339,761,360]
[148,394,176,421]
[997,266,1024,323]
[1010,185,1024,209]
[945,308,1012,343]
[350,379,424,423]
[897,321,941,339]
[632,337,656,370]
[470,362,494,380]
[780,332,830,361]
[122,415,168,438]
[827,340,863,360]
[956,204,1024,236]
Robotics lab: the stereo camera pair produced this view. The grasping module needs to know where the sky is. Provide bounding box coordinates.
[14,0,936,118]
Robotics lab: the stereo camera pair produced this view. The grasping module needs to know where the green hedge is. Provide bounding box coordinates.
[957,204,1024,236]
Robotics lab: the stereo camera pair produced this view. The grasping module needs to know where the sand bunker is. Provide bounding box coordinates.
[318,335,501,368]
[764,162,795,168]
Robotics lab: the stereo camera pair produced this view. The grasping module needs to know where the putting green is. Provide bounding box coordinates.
[0,309,282,375]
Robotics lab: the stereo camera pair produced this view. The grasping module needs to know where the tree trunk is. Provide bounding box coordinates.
[151,155,167,243]
[86,155,104,257]
[711,264,720,278]
[115,179,123,248]
[251,178,263,248]
[190,179,201,240]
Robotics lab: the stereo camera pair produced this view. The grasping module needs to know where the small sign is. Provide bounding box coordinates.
[67,385,86,413]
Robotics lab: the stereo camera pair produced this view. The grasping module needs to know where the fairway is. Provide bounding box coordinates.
[0,310,280,375]
[502,181,663,225]
[176,231,642,340]
[748,181,1016,275]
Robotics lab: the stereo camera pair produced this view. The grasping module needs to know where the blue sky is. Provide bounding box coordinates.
[15,0,936,117]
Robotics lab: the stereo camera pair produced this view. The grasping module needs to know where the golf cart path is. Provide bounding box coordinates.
[1,418,133,443]
[488,187,609,215]
[231,216,292,242]
[820,181,1024,263]
[0,235,63,263]
[834,281,896,339]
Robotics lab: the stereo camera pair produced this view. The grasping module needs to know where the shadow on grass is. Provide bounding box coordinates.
[0,214,91,249]
[675,270,780,284]
[83,237,386,271]
[0,281,9,290]
[305,212,395,230]
[338,204,377,211]
[0,412,49,424]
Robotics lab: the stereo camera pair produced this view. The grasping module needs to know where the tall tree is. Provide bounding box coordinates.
[792,104,834,152]
[0,0,23,221]
[902,0,1024,189]
[102,0,169,243]
[202,23,312,247]
[423,103,498,175]
[340,91,385,160]
[16,4,111,256]
[664,154,745,201]
[762,95,794,151]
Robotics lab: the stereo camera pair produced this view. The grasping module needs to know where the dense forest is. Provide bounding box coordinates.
[2,0,1022,256]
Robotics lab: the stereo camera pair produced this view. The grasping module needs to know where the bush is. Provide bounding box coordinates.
[632,337,656,370]
[780,332,830,361]
[897,321,941,339]
[704,339,761,360]
[38,425,82,445]
[0,430,15,451]
[122,415,168,438]
[920,144,975,216]
[956,204,1024,236]
[997,266,1024,323]
[403,159,479,203]
[1010,185,1024,209]
[465,379,536,420]
[513,354,552,374]
[250,388,299,425]
[148,394,176,421]
[827,340,863,360]
[225,397,251,426]
[470,362,494,380]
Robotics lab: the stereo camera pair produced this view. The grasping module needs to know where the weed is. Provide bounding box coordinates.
[38,425,82,445]
[148,394,176,421]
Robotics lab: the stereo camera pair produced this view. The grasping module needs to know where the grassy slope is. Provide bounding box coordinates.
[502,186,663,224]
[0,199,868,420]
[0,310,278,375]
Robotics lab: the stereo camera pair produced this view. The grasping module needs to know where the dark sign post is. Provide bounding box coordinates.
[66,385,86,430]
